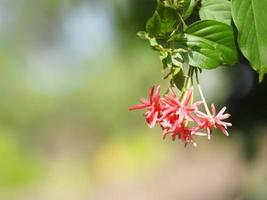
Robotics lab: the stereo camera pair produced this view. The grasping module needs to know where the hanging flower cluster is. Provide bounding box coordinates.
[129,85,232,147]
[129,0,235,146]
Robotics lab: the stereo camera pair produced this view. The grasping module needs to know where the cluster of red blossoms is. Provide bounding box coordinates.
[129,86,232,146]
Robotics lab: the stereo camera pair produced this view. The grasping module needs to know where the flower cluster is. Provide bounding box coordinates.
[129,86,232,146]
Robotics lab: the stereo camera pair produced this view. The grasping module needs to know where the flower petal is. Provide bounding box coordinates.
[211,104,216,116]
[140,98,149,104]
[217,106,227,117]
[217,123,229,136]
[148,111,158,128]
[129,103,149,110]
[149,86,155,103]
[183,88,193,106]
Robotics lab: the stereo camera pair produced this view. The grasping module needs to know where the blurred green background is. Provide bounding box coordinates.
[0,0,266,199]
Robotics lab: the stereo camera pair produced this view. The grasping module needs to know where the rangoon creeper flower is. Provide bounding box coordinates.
[197,104,232,138]
[161,88,202,127]
[129,86,162,128]
[171,122,198,147]
[129,85,232,147]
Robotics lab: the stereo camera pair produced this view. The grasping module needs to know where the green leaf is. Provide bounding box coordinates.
[146,11,161,35]
[136,31,148,39]
[183,0,195,19]
[199,0,231,25]
[161,0,183,9]
[232,0,267,81]
[160,51,172,69]
[184,20,238,69]
[171,50,184,67]
[157,5,178,35]
[145,1,179,37]
[172,69,186,91]
[161,0,195,19]
[137,31,164,51]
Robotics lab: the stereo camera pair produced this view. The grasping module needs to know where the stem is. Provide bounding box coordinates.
[178,13,187,30]
[180,65,194,102]
[197,84,211,116]
[195,71,211,116]
[185,65,194,89]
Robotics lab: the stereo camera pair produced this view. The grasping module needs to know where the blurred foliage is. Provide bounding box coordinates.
[0,0,266,199]
[0,127,42,188]
[92,132,169,183]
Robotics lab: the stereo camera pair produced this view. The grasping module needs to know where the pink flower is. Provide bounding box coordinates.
[160,112,178,139]
[160,112,197,146]
[171,122,197,147]
[129,86,162,128]
[129,84,232,146]
[161,88,202,126]
[197,104,232,138]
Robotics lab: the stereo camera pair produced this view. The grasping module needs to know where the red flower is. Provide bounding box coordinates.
[172,122,197,147]
[197,104,232,138]
[129,86,162,128]
[160,112,178,139]
[161,88,202,126]
[129,84,232,146]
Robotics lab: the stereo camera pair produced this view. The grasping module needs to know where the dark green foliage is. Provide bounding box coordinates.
[139,0,267,83]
